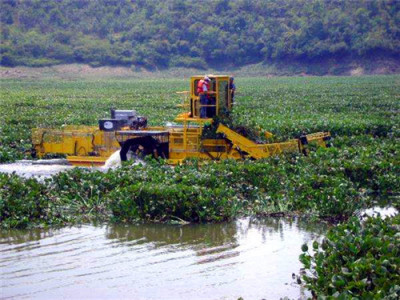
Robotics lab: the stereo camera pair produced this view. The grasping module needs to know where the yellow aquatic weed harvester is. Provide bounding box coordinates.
[32,75,331,166]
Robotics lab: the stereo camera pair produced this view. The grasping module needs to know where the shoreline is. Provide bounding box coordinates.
[1,58,400,80]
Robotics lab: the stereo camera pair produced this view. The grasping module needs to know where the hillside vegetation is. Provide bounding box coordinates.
[1,0,399,70]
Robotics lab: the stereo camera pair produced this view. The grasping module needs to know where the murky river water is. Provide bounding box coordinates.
[1,160,327,299]
[0,218,326,300]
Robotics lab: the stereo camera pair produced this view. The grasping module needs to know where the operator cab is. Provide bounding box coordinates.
[175,75,233,122]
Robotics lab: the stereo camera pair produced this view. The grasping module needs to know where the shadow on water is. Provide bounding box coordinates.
[0,218,327,300]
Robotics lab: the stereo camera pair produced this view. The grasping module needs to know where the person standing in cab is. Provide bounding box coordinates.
[197,76,211,118]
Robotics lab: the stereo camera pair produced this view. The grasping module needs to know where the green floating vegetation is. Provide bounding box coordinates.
[1,76,399,163]
[300,215,400,299]
[0,75,399,229]
[1,134,399,229]
[0,75,399,299]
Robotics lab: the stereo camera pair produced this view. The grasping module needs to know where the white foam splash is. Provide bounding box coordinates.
[102,150,144,170]
[0,160,73,179]
[103,150,122,169]
[359,206,398,220]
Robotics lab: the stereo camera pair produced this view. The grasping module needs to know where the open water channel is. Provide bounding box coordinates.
[0,218,326,300]
[0,160,328,299]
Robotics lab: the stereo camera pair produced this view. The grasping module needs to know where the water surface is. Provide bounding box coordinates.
[0,218,326,300]
[0,159,73,179]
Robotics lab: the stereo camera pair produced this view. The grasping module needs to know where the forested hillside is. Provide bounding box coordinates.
[1,0,399,69]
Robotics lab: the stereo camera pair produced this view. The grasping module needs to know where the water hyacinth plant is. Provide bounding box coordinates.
[300,215,400,299]
[0,75,399,229]
[1,75,399,297]
[1,139,398,229]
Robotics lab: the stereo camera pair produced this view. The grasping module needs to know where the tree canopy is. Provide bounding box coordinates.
[1,0,399,69]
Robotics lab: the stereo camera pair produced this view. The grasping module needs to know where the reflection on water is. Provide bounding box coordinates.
[0,218,326,300]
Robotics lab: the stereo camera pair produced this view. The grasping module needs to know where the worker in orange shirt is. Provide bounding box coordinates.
[197,76,211,118]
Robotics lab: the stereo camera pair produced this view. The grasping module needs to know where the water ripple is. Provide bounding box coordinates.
[0,218,326,300]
